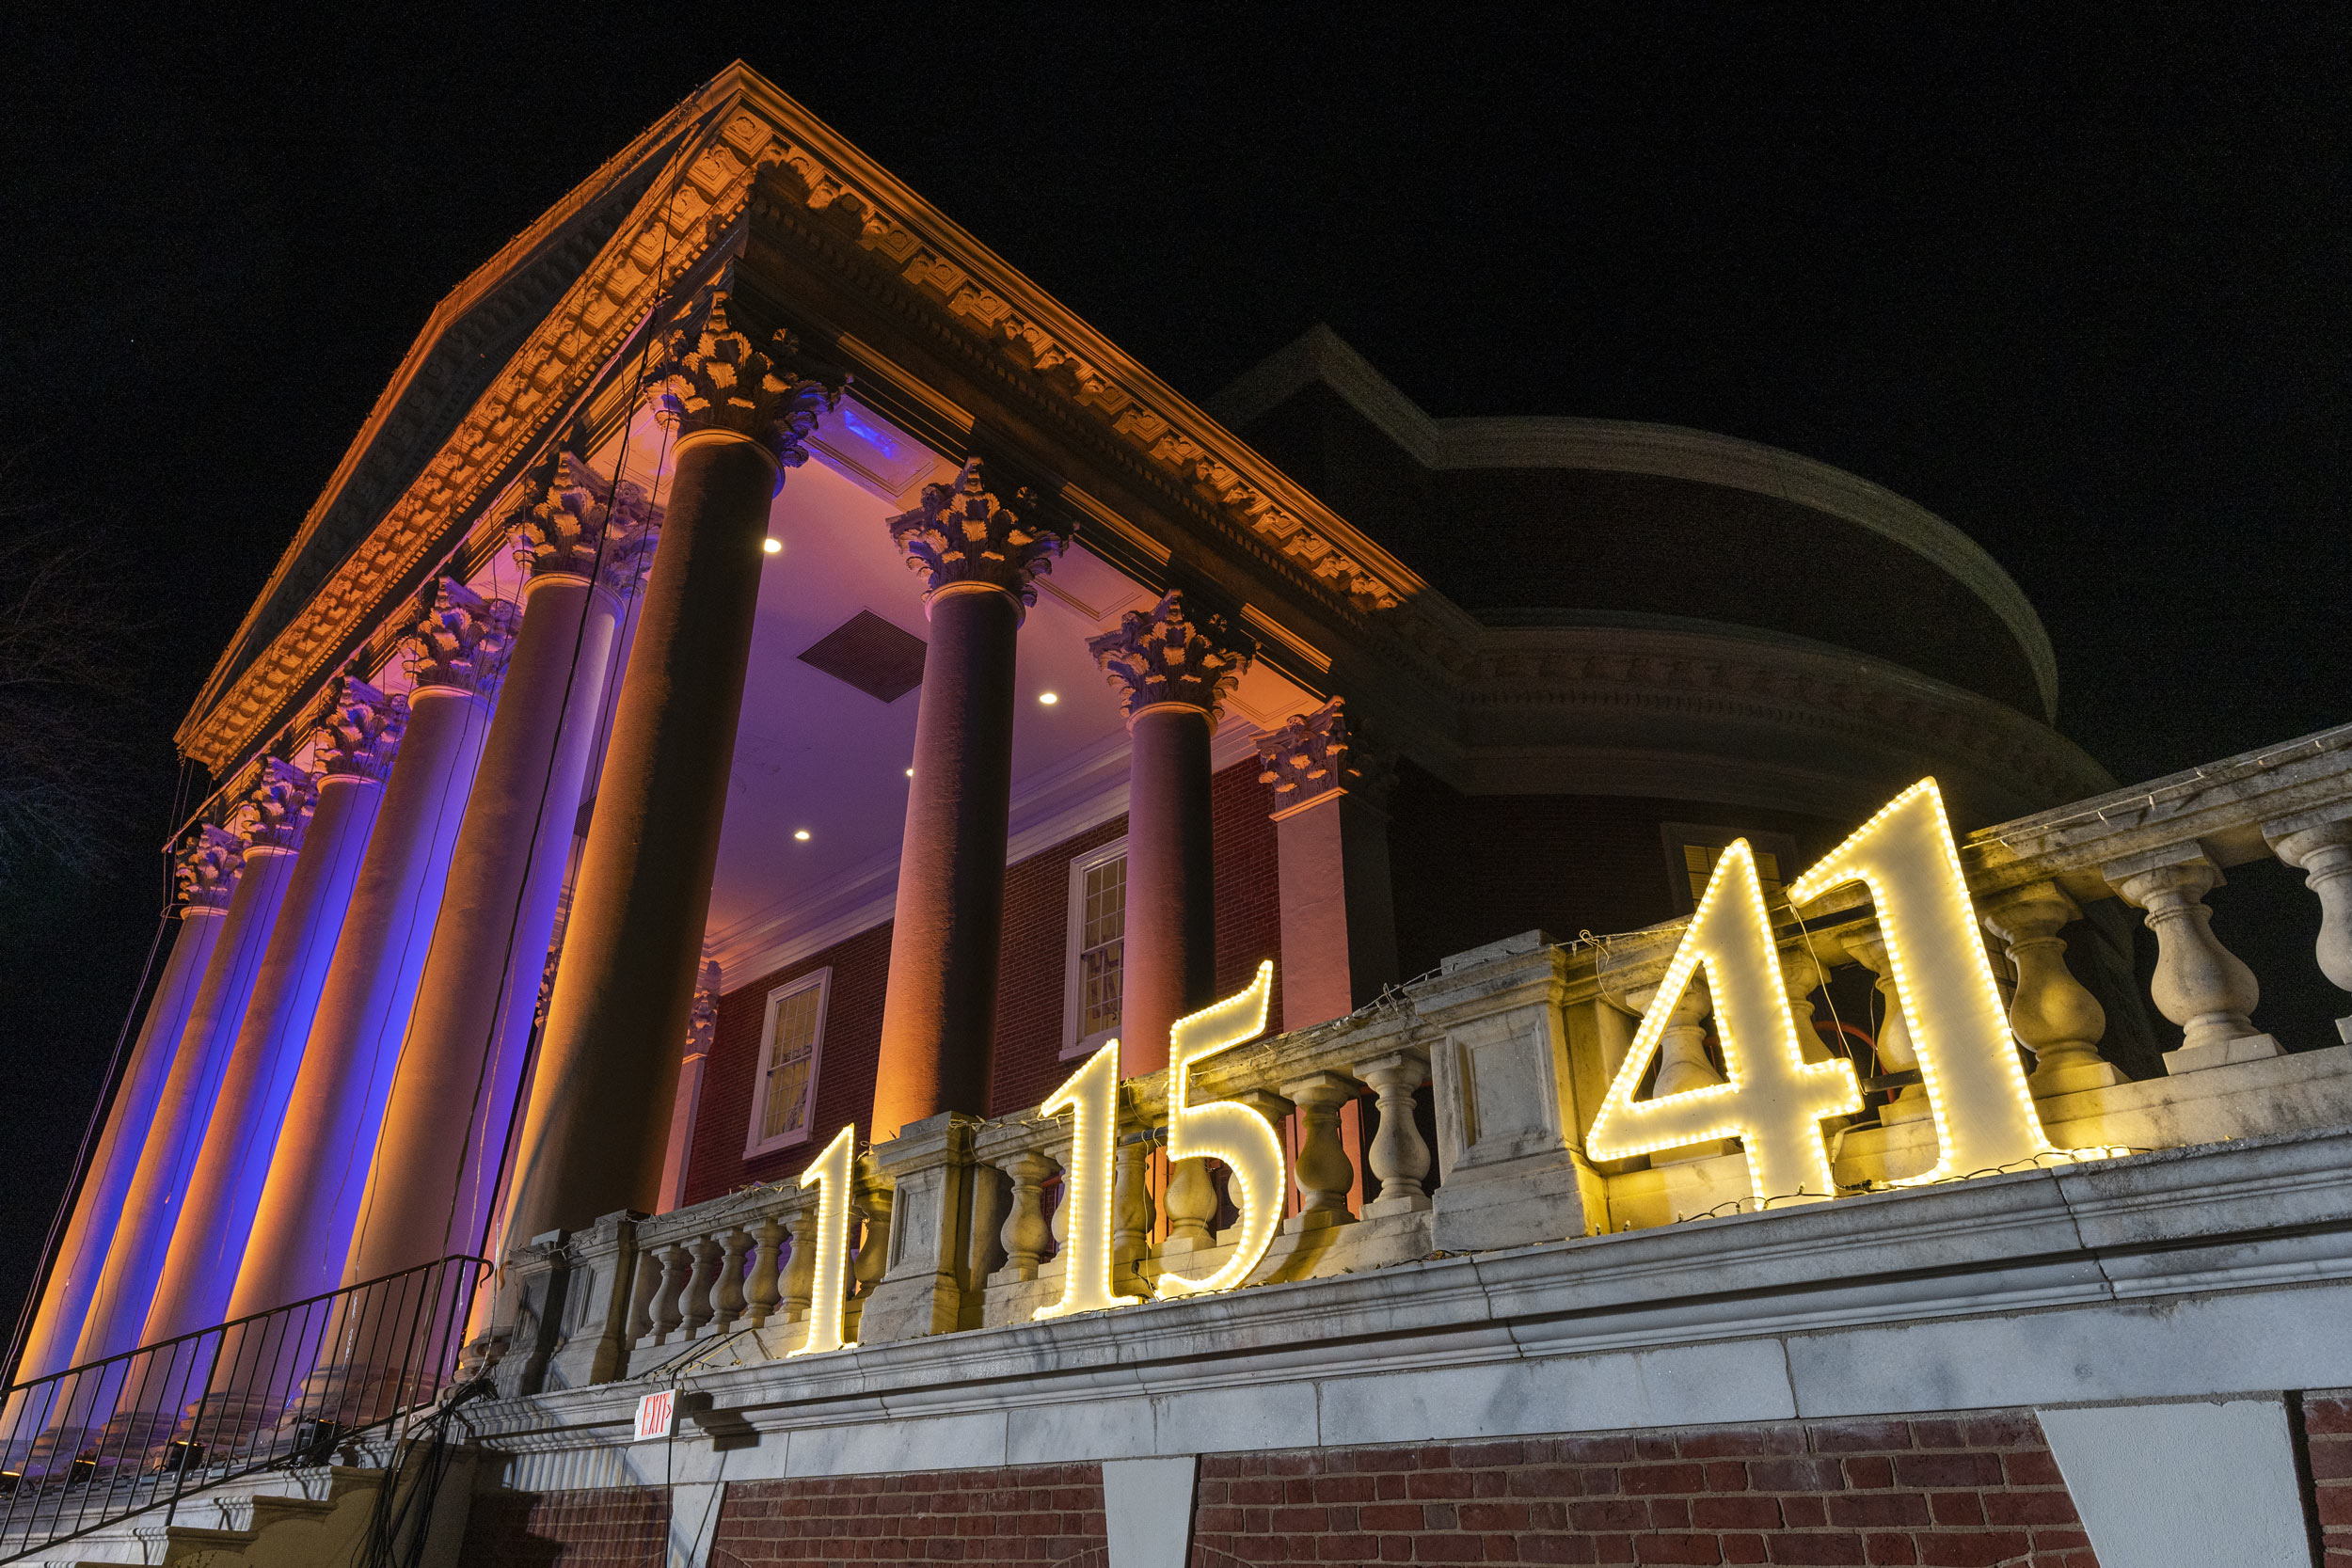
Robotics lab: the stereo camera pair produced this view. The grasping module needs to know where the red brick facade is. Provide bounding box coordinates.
[474,1408,2122,1567]
[685,757,1286,1200]
[712,1464,1112,1567]
[2309,1388,2351,1567]
[1192,1418,2093,1567]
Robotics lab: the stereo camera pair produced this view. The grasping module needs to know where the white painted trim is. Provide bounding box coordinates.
[743,968,831,1160]
[2038,1399,2314,1568]
[1209,325,2060,721]
[1062,836,1131,1061]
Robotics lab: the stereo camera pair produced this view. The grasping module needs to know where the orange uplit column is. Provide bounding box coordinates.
[72,764,312,1365]
[14,829,241,1383]
[313,456,656,1307]
[869,460,1072,1140]
[222,581,513,1315]
[1256,697,1399,1029]
[1088,591,1252,1077]
[498,285,838,1262]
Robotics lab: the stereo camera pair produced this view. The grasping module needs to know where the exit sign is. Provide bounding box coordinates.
[634,1389,676,1442]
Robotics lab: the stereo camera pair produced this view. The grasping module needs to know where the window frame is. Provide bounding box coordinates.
[1061,836,1130,1061]
[743,966,832,1160]
[1659,823,1804,915]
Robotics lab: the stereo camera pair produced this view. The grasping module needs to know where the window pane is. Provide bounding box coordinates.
[761,983,823,1141]
[1077,854,1127,1039]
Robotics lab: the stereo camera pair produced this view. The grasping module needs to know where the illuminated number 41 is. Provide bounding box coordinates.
[1589,778,2108,1204]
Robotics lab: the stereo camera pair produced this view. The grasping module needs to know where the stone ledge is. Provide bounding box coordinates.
[463,1126,2352,1489]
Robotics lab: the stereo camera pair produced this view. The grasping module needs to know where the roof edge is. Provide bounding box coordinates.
[1210,325,2061,722]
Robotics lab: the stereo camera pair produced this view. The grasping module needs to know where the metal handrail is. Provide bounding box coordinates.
[0,1254,488,1562]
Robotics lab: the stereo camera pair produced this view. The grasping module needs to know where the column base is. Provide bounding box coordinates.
[1362,1191,1432,1220]
[1431,1148,1605,1254]
[1280,1207,1355,1236]
[2165,1032,2284,1074]
[2030,1058,2127,1097]
[1881,1091,1934,1123]
[857,1273,963,1344]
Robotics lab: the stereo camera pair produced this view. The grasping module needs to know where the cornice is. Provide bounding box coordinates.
[1461,614,2110,810]
[1212,325,2060,723]
[180,65,1470,777]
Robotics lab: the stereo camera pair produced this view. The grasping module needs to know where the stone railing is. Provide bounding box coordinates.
[499,721,2352,1384]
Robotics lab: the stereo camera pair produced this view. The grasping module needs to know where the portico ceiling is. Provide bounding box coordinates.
[631,401,1316,983]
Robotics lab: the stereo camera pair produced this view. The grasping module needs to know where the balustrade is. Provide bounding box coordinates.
[530,722,2352,1376]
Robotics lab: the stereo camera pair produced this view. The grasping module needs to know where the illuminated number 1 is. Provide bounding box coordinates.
[1786,777,2101,1181]
[1587,839,1861,1204]
[1155,960,1282,1298]
[787,1123,856,1355]
[1033,1041,1140,1320]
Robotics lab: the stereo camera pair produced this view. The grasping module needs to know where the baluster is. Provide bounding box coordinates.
[2266,816,2352,1042]
[1840,922,1927,1121]
[625,1246,662,1349]
[1778,944,1835,1063]
[1045,1153,1070,1258]
[1629,979,1724,1095]
[999,1150,1054,1280]
[2107,852,2280,1071]
[1356,1053,1431,1215]
[1981,881,2122,1095]
[713,1227,752,1331]
[744,1215,783,1329]
[968,1162,1008,1284]
[652,1243,691,1344]
[781,1205,816,1323]
[1281,1072,1359,1228]
[1163,1158,1217,1249]
[680,1234,722,1336]
[1112,1130,1152,1276]
[852,1183,893,1298]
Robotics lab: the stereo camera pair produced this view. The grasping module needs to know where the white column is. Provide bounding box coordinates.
[2265,813,2352,1044]
[2106,847,2281,1072]
[659,959,721,1213]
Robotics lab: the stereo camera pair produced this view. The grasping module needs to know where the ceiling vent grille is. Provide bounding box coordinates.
[796,610,927,704]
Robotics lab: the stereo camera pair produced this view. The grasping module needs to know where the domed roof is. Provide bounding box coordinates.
[1212,326,2058,721]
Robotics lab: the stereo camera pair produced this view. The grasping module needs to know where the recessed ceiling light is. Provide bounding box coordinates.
[763,537,783,555]
[793,829,811,841]
[1038,691,1059,705]
[904,768,914,777]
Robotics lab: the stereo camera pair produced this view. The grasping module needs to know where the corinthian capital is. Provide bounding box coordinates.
[509,451,662,593]
[403,578,520,701]
[227,757,318,854]
[1256,697,1390,812]
[310,673,408,783]
[1087,590,1253,723]
[643,283,844,466]
[885,458,1070,613]
[684,958,721,1063]
[174,824,244,913]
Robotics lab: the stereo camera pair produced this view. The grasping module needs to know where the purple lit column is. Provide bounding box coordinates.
[71,764,312,1365]
[138,679,402,1342]
[12,830,240,1383]
[220,580,512,1316]
[310,455,655,1304]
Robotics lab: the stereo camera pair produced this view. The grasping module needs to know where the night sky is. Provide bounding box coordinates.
[5,8,2345,1339]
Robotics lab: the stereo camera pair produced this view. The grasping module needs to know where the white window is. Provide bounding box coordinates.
[1061,839,1128,1059]
[744,968,830,1158]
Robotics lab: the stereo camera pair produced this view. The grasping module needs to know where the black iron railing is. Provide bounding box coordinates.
[0,1254,487,1562]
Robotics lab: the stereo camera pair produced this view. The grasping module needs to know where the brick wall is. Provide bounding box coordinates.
[2308,1388,2349,1566]
[460,1485,669,1566]
[712,1464,1110,1567]
[468,1409,2103,1567]
[1195,1416,2093,1566]
[688,757,1284,1195]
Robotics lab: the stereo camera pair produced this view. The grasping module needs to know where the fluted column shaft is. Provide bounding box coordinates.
[501,431,779,1244]
[1089,591,1248,1077]
[325,583,627,1294]
[873,586,1021,1131]
[14,832,237,1382]
[227,665,499,1311]
[146,765,398,1343]
[1121,704,1219,1076]
[75,818,301,1363]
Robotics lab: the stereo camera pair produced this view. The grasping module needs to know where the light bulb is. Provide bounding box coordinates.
[762,537,783,555]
